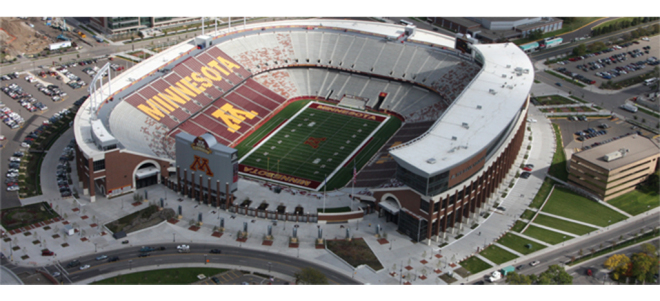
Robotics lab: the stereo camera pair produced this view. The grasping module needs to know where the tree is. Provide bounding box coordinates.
[537,264,573,285]
[604,254,630,270]
[506,272,533,285]
[294,267,328,284]
[640,243,657,257]
[631,252,657,283]
[572,44,587,56]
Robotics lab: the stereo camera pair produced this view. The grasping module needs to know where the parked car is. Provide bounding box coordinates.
[520,172,531,179]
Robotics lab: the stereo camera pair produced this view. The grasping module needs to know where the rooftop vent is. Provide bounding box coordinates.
[489,89,497,95]
[451,136,457,141]
[477,105,482,109]
[502,74,507,78]
[506,65,511,68]
[461,122,469,129]
[426,158,437,164]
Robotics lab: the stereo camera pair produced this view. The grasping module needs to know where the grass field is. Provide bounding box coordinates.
[459,256,492,274]
[542,186,627,227]
[240,101,383,187]
[326,238,383,270]
[532,214,597,236]
[548,123,569,181]
[521,209,536,220]
[534,95,576,105]
[479,245,519,265]
[498,233,547,255]
[522,225,573,245]
[237,100,401,190]
[607,188,660,216]
[514,17,602,45]
[91,268,228,284]
[529,178,555,209]
[512,220,527,233]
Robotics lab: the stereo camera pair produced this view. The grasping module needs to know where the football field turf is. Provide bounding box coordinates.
[239,102,388,190]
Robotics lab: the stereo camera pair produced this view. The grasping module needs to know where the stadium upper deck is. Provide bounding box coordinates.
[74,19,481,168]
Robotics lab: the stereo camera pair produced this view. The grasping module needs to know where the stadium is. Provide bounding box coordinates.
[73,18,533,243]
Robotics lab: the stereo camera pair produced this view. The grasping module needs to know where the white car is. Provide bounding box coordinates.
[79,264,91,270]
[6,186,19,191]
[177,244,190,250]
[529,260,541,266]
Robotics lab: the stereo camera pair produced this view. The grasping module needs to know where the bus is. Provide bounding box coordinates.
[644,78,657,86]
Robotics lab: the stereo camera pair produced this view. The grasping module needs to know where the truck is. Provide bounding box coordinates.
[77,31,86,38]
[139,246,155,252]
[488,265,515,282]
[49,41,72,51]
[620,103,638,113]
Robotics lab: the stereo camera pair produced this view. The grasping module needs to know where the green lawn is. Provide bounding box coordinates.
[593,17,640,30]
[607,189,660,216]
[512,220,527,233]
[92,268,228,284]
[542,186,627,227]
[522,225,573,245]
[479,245,519,265]
[521,209,536,220]
[498,233,547,255]
[238,100,397,190]
[529,178,555,209]
[534,95,576,105]
[459,256,492,274]
[532,214,597,236]
[548,123,569,181]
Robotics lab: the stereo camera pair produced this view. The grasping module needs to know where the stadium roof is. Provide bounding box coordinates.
[74,18,459,160]
[390,43,534,177]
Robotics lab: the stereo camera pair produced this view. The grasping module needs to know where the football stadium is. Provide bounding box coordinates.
[73,18,533,242]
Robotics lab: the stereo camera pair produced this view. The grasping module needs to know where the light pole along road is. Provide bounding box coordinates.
[11,243,361,285]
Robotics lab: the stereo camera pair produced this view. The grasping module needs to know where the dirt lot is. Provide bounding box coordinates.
[0,17,50,57]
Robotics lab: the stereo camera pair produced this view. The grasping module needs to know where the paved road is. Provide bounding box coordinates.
[555,18,618,43]
[469,211,660,284]
[2,243,361,285]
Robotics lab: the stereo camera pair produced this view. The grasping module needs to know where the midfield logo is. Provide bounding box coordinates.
[190,155,214,177]
[304,137,326,149]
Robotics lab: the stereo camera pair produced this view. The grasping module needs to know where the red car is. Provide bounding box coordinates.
[41,249,54,256]
[523,167,533,172]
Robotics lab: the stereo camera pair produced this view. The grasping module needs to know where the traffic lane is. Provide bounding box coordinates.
[61,243,360,284]
[558,18,618,43]
[467,212,659,284]
[532,21,660,61]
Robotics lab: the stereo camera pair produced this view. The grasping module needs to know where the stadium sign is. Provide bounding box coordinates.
[191,136,212,154]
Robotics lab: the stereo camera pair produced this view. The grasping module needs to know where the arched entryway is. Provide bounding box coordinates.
[133,160,161,189]
[379,193,402,224]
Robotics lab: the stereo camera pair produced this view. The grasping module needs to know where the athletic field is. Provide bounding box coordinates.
[238,101,388,190]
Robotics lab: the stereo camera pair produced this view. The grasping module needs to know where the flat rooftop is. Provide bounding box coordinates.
[573,135,660,171]
[390,43,534,177]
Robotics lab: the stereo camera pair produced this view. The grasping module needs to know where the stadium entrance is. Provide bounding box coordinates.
[135,163,160,189]
[379,197,400,224]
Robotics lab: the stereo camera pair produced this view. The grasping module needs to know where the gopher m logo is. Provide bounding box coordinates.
[304,137,326,149]
[190,155,214,177]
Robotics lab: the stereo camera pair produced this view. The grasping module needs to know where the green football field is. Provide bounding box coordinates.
[239,101,387,190]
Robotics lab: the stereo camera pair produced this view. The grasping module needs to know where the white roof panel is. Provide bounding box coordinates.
[390,43,533,176]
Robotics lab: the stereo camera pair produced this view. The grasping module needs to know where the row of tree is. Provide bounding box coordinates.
[592,18,660,36]
[505,264,573,285]
[604,243,658,284]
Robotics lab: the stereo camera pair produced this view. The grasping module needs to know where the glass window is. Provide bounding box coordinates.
[93,159,105,171]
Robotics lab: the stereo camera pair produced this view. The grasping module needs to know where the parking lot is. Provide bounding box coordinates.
[0,57,130,207]
[552,35,659,87]
[552,116,652,156]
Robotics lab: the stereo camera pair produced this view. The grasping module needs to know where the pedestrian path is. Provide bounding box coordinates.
[494,243,525,257]
[474,254,497,267]
[598,201,633,218]
[536,211,603,229]
[529,223,578,237]
[509,231,553,247]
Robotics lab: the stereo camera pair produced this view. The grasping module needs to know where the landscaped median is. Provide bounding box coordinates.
[497,233,547,255]
[541,186,627,227]
[458,256,492,274]
[522,225,573,245]
[479,245,519,265]
[532,214,597,236]
[92,268,228,284]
